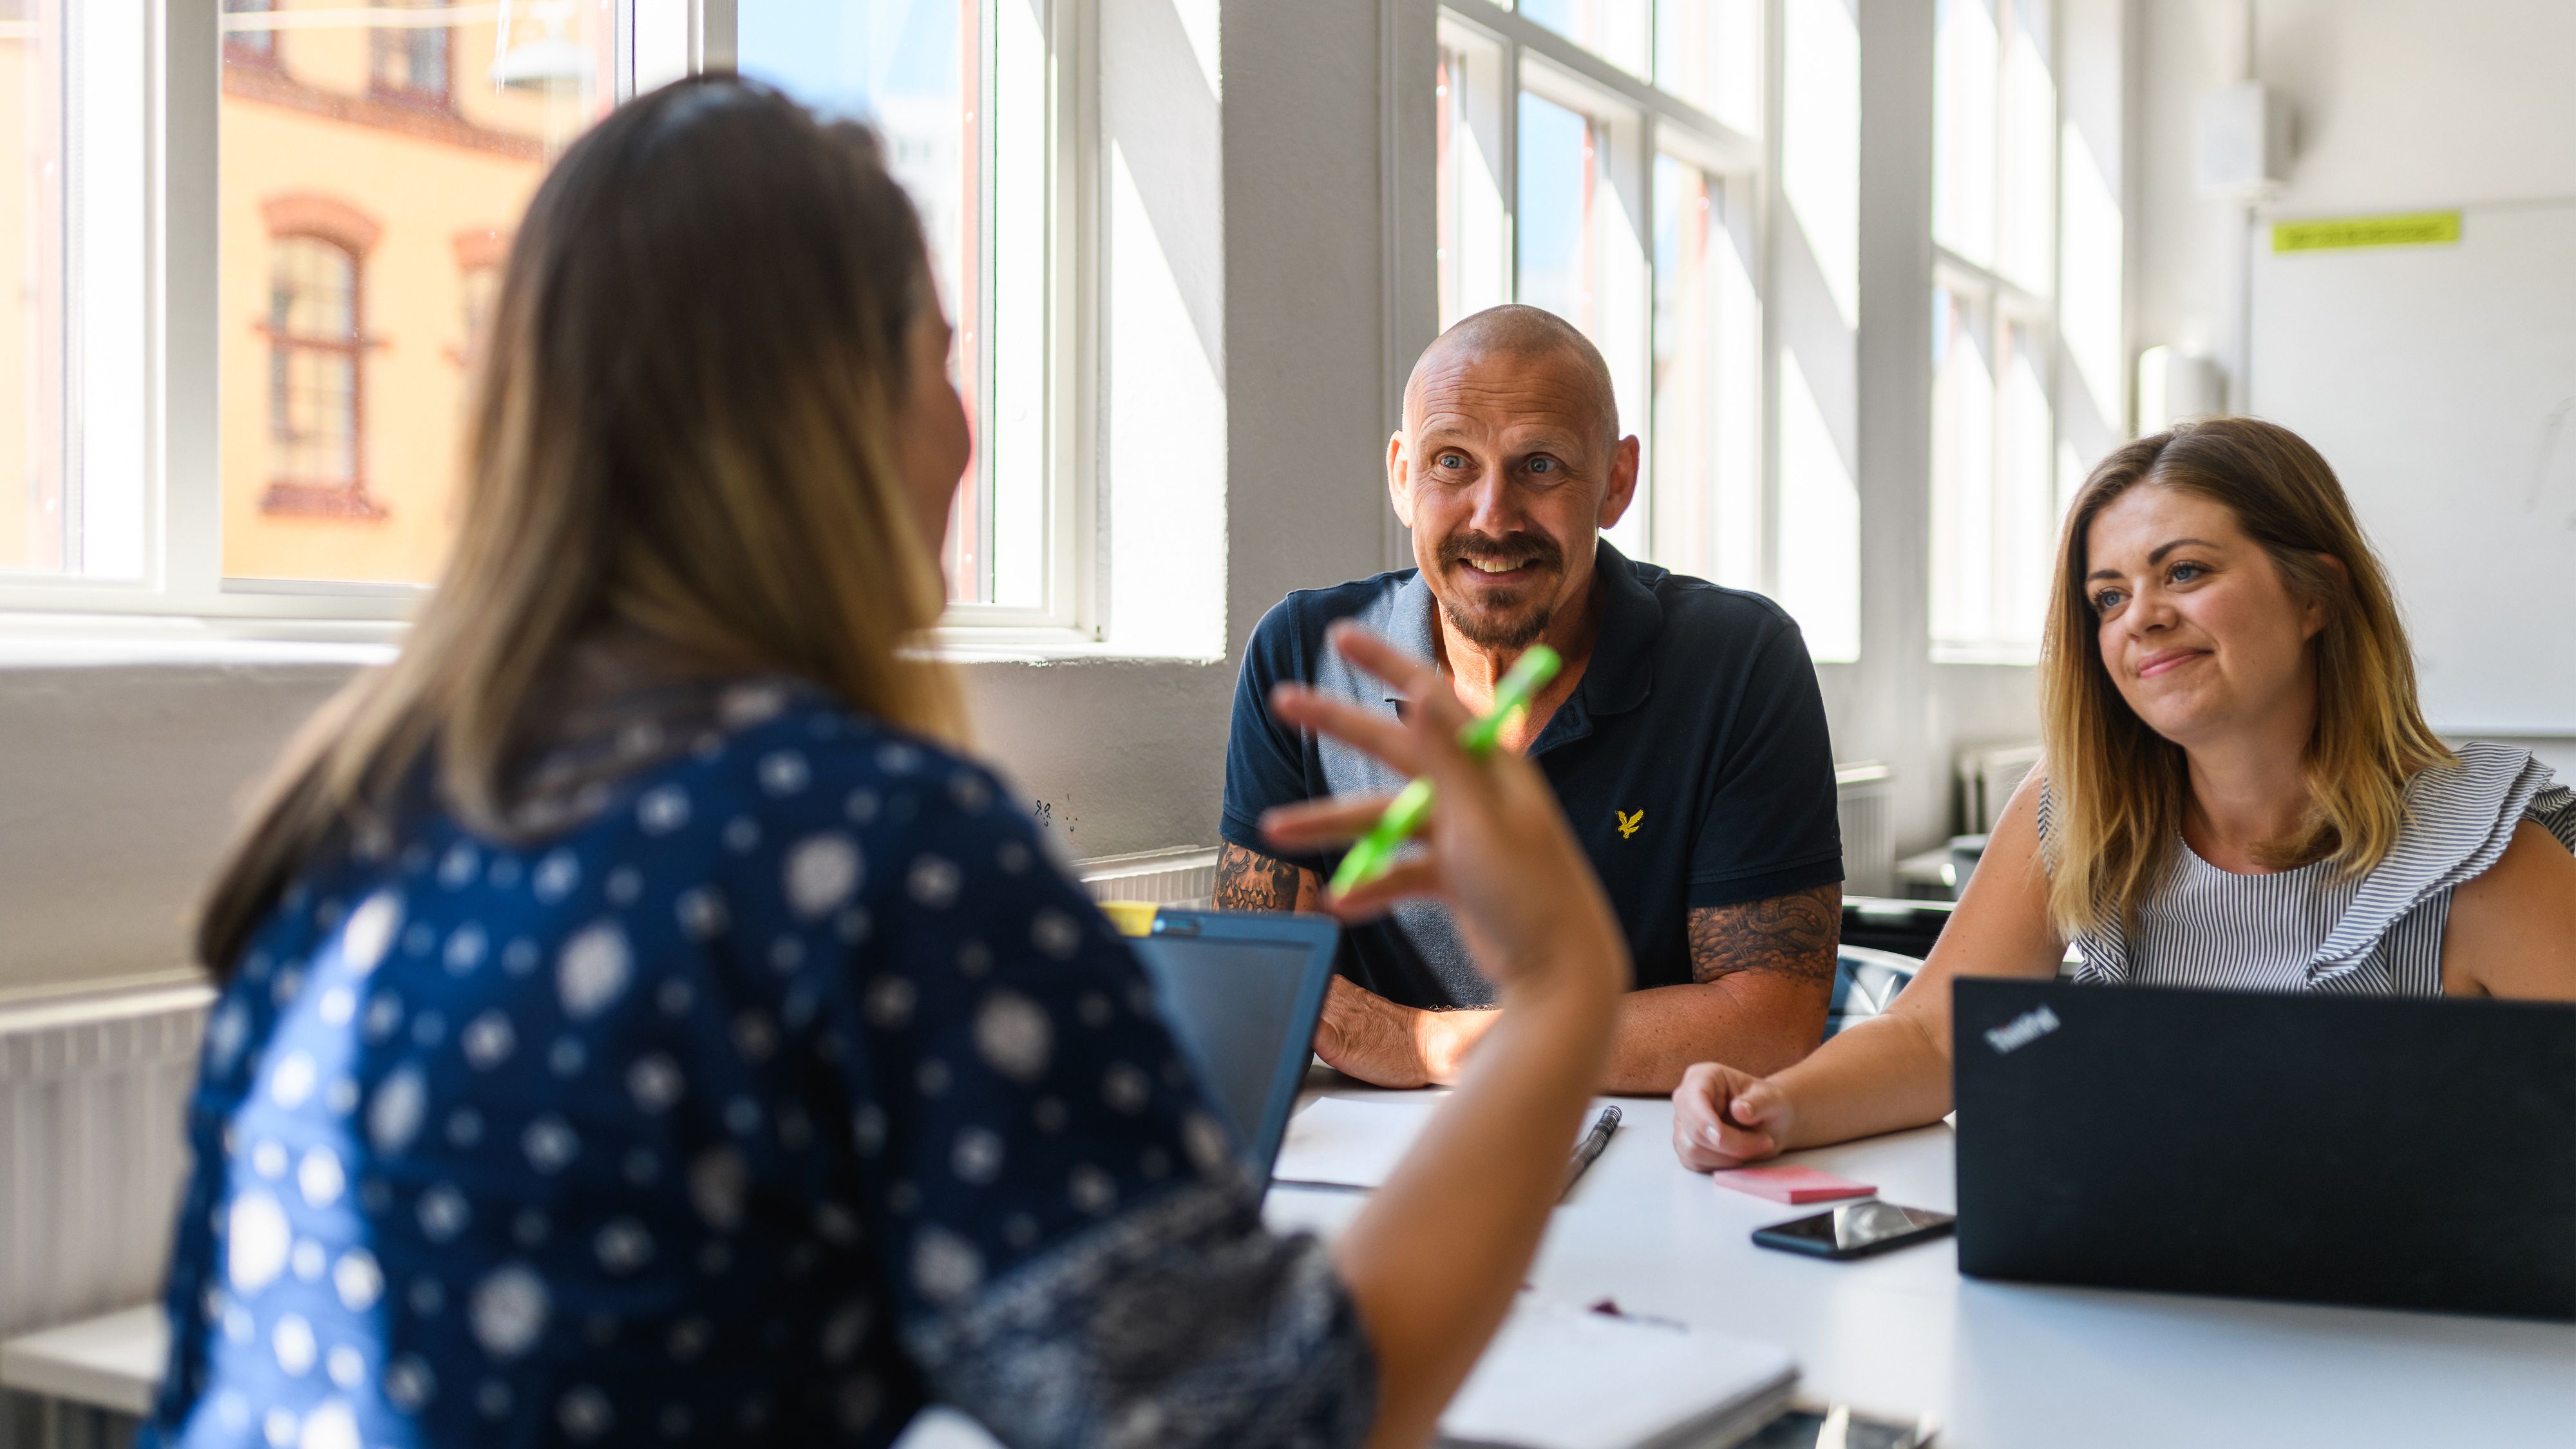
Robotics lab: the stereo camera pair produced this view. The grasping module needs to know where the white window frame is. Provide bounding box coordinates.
[0,0,1098,647]
[1421,0,1770,592]
[1927,0,2075,666]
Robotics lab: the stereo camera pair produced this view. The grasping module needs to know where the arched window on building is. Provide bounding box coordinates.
[261,232,383,518]
[450,226,509,372]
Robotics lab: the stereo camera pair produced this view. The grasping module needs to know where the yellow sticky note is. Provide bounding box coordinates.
[2272,211,2461,252]
[1097,900,1159,937]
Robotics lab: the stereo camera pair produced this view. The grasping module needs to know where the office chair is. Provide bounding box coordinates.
[1825,945,1922,1039]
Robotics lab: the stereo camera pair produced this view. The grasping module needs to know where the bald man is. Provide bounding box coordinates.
[1217,306,1844,1094]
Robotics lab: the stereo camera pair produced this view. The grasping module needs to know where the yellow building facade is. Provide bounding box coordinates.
[217,1,603,585]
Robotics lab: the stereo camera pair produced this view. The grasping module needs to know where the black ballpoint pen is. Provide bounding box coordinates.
[1561,1105,1622,1202]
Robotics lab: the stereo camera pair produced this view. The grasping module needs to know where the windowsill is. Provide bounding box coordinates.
[1930,642,2042,667]
[0,613,1224,672]
[0,612,399,670]
[925,624,1224,667]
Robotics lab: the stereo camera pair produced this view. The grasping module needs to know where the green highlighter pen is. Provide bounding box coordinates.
[1327,643,1562,895]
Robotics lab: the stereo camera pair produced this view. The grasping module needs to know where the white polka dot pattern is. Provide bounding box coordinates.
[556,922,632,1019]
[338,891,402,976]
[149,685,1367,1449]
[784,835,862,919]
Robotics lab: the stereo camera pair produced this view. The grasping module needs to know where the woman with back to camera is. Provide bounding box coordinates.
[1673,415,2576,1169]
[149,77,1630,1449]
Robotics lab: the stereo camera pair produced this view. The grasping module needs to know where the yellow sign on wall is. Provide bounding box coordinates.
[2273,211,2463,252]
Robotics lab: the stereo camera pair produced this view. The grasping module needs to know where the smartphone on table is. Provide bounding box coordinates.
[1751,1200,1955,1260]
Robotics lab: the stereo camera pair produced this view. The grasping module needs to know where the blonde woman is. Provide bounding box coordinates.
[149,79,1628,1449]
[1674,415,2576,1169]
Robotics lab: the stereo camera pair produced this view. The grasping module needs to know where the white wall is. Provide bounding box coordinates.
[0,657,351,994]
[2132,0,2576,776]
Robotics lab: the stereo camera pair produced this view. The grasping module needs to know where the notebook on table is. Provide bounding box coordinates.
[1437,1294,1798,1449]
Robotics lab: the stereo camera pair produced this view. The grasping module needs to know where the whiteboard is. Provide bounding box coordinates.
[2249,199,2576,734]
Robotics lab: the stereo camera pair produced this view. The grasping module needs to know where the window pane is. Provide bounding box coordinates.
[1996,319,2054,642]
[1515,90,1596,332]
[1996,0,2054,294]
[1929,286,1995,645]
[1650,156,1759,587]
[1781,0,1858,328]
[1516,84,1649,560]
[1520,0,1651,78]
[5,0,145,579]
[220,0,611,583]
[1652,0,1761,137]
[739,1,998,604]
[1931,0,1996,267]
[1,0,63,573]
[1777,351,1858,661]
[2060,112,2124,431]
[1435,39,1508,332]
[1437,46,1460,328]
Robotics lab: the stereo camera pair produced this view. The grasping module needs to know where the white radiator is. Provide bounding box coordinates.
[0,847,1202,1364]
[0,987,210,1343]
[1958,743,2044,835]
[1074,847,1220,909]
[1835,762,1897,898]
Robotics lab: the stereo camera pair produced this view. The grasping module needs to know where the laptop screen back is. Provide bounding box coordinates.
[1130,912,1336,1180]
[1951,978,2576,1320]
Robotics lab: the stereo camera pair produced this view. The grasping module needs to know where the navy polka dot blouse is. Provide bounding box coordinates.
[144,680,1372,1449]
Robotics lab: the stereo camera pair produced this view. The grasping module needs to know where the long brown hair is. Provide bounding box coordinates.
[197,77,965,976]
[2038,415,2452,936]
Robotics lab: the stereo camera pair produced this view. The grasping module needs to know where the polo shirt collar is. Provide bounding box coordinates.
[1380,540,1664,727]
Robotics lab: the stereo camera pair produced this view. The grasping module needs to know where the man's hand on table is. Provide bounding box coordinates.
[1313,976,1493,1088]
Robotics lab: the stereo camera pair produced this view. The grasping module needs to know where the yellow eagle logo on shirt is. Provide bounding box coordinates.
[1615,808,1645,839]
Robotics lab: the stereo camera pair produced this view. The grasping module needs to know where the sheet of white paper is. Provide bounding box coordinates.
[1439,1295,1797,1449]
[1273,1097,1606,1191]
[1271,1097,1446,1188]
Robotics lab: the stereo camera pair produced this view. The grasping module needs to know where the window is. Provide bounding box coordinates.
[223,0,276,66]
[1654,0,1760,136]
[1927,0,2121,661]
[1,0,1083,634]
[218,0,609,587]
[1520,0,1651,77]
[2,0,62,574]
[372,0,455,109]
[1650,155,1759,584]
[262,231,375,518]
[1432,2,1763,587]
[737,0,1078,625]
[451,227,507,370]
[2,0,146,583]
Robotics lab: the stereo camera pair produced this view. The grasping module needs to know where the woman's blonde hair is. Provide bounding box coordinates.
[2038,415,2452,936]
[197,77,963,976]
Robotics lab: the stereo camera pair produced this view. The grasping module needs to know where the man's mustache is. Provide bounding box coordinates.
[1435,531,1563,574]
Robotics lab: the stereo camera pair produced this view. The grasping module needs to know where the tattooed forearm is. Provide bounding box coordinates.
[1213,842,1319,913]
[1689,884,1842,987]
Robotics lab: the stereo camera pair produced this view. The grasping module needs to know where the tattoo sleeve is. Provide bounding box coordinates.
[1688,883,1842,987]
[1213,842,1319,913]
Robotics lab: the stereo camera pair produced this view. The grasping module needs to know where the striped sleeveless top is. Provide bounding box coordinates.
[2038,742,2576,996]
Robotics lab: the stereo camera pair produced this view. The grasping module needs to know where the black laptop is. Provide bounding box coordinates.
[1128,909,1338,1184]
[1951,978,2576,1320]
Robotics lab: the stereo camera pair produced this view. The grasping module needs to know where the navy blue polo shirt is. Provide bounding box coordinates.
[1222,541,1843,1009]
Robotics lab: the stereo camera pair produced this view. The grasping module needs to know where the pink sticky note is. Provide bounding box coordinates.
[1711,1164,1876,1204]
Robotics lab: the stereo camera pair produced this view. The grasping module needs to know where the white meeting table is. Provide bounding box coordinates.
[1263,1077,2576,1448]
[8,1078,2567,1448]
